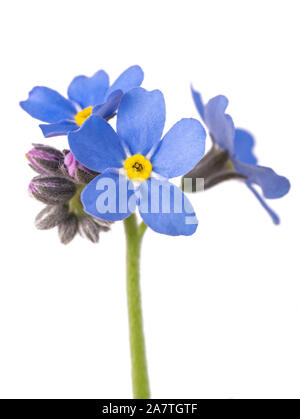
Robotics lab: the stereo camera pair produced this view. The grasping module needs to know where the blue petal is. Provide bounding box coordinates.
[40,120,79,138]
[117,88,166,155]
[247,184,280,225]
[105,65,144,99]
[81,171,137,222]
[234,129,258,165]
[68,115,126,172]
[92,90,123,119]
[204,95,235,155]
[234,160,291,199]
[67,70,109,109]
[151,118,206,178]
[138,177,198,236]
[20,86,77,123]
[191,86,205,120]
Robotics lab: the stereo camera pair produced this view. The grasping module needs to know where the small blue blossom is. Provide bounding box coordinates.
[20,66,144,138]
[68,88,206,236]
[191,87,290,224]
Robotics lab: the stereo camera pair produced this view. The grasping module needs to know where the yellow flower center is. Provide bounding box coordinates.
[124,154,152,181]
[75,106,93,126]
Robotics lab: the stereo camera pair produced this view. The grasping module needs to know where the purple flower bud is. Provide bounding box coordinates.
[29,175,76,205]
[64,151,84,178]
[64,151,97,183]
[27,144,64,175]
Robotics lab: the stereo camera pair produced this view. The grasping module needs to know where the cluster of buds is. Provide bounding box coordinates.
[27,144,111,244]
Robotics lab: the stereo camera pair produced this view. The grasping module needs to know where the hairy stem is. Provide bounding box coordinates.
[124,214,150,399]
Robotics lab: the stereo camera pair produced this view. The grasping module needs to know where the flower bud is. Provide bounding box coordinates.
[78,217,101,243]
[75,167,98,185]
[35,205,69,230]
[29,175,76,205]
[58,214,78,244]
[92,217,111,232]
[64,151,98,183]
[27,144,64,175]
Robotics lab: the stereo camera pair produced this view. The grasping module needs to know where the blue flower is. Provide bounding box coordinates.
[190,87,290,224]
[20,66,144,138]
[68,88,206,236]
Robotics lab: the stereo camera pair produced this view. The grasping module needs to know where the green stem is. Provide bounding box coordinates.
[124,214,150,399]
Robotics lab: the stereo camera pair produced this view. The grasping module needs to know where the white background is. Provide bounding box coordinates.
[0,0,299,399]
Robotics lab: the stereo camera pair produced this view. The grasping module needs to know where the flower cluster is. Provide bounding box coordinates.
[22,66,290,242]
[27,144,110,244]
[68,88,206,236]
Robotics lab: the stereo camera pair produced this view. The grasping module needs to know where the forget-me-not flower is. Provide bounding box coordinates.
[186,87,290,224]
[20,66,144,138]
[68,87,206,236]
